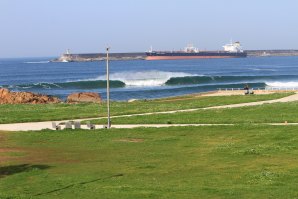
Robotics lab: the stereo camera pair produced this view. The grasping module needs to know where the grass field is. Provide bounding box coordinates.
[1,92,297,198]
[89,101,298,125]
[0,92,292,124]
[0,125,298,198]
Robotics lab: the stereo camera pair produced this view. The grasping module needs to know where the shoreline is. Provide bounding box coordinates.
[0,88,296,105]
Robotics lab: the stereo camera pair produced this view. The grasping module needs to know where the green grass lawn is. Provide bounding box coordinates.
[0,125,297,198]
[0,93,292,124]
[90,101,298,125]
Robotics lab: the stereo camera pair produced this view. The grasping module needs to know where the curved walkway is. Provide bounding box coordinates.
[1,93,298,131]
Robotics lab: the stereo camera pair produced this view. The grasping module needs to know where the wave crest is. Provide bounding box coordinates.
[3,70,298,90]
[97,70,196,87]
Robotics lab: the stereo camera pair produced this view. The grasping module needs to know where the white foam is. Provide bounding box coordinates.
[248,68,277,72]
[97,70,196,87]
[24,61,50,64]
[266,81,298,88]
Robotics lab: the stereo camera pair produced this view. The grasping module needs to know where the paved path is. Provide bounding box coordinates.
[1,93,298,131]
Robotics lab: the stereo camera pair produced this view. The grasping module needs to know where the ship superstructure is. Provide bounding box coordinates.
[222,41,244,53]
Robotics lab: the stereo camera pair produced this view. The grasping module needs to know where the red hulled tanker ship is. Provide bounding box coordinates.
[146,41,247,60]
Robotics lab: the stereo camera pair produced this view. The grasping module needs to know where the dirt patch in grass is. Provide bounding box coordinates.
[0,133,15,163]
[0,137,81,165]
[0,147,28,164]
[16,148,82,164]
[0,156,12,163]
[0,133,78,164]
[0,134,6,142]
[0,148,24,153]
[115,138,144,143]
[0,147,82,165]
[0,132,41,164]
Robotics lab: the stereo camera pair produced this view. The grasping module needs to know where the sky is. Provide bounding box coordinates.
[0,0,298,58]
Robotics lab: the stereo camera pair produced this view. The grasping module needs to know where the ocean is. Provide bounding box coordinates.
[0,56,298,101]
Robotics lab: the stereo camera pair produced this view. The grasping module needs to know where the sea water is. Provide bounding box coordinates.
[0,56,298,101]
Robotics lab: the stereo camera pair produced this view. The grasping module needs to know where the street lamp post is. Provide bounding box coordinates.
[106,47,111,129]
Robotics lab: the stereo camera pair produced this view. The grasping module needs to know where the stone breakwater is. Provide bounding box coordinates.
[52,50,298,62]
[52,52,146,62]
[247,50,298,57]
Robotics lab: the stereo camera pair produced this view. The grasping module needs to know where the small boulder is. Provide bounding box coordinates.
[67,92,101,103]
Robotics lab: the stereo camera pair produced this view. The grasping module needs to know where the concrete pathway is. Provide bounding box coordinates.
[1,93,298,131]
[0,123,235,131]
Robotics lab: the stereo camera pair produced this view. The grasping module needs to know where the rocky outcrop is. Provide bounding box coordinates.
[67,92,101,103]
[0,88,61,104]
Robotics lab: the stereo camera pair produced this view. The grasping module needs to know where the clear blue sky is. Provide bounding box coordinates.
[0,0,298,58]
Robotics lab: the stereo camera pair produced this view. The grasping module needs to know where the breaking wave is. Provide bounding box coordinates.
[95,71,298,87]
[96,70,197,87]
[165,75,294,85]
[2,70,298,90]
[266,81,298,88]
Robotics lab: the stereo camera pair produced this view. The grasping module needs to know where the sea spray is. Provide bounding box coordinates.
[96,70,197,87]
[266,81,298,88]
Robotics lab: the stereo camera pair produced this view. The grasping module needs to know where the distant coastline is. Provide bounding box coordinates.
[52,50,298,62]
